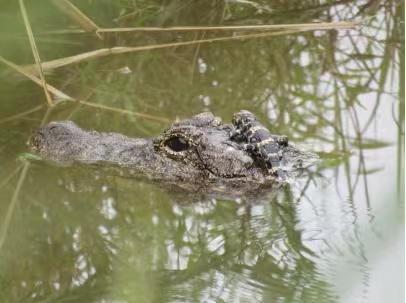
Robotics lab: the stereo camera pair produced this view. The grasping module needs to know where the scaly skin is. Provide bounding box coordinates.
[231,110,289,174]
[28,112,318,190]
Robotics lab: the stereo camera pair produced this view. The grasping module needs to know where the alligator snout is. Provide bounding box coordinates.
[27,121,89,165]
[28,121,75,151]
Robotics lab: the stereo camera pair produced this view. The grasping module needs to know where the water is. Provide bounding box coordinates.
[0,1,404,302]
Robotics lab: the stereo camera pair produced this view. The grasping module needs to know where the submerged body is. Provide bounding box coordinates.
[28,111,318,192]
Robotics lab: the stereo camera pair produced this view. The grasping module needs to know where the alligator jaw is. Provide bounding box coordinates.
[28,121,207,181]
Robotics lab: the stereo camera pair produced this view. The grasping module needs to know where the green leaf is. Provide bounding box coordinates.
[317,150,352,159]
[351,138,393,149]
[17,152,42,162]
[317,151,351,168]
[361,167,385,175]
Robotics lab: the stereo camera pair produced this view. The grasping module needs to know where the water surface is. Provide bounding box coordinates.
[0,1,404,302]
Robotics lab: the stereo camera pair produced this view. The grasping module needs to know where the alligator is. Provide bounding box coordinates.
[28,111,318,193]
[231,110,289,175]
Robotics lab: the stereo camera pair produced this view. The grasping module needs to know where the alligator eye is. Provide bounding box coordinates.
[164,136,191,152]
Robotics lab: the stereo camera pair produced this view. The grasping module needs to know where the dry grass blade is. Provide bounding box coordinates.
[0,105,43,124]
[24,20,360,74]
[0,56,74,101]
[40,106,53,126]
[51,0,103,40]
[97,20,359,33]
[40,20,359,35]
[0,165,23,190]
[1,57,170,123]
[19,0,53,106]
[23,48,114,74]
[78,101,171,123]
[24,29,305,73]
[0,162,30,251]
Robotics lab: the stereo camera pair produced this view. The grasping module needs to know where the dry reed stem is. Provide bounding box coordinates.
[96,20,359,33]
[0,162,30,251]
[40,20,359,35]
[78,101,171,122]
[19,0,54,106]
[51,0,103,40]
[0,105,44,124]
[0,165,23,190]
[40,106,53,126]
[24,29,303,74]
[1,57,170,123]
[0,56,74,101]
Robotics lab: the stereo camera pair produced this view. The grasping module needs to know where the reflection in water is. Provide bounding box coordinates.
[1,168,336,302]
[0,0,404,302]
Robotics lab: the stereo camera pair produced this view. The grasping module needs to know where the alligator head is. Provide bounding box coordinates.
[29,113,277,185]
[28,112,318,190]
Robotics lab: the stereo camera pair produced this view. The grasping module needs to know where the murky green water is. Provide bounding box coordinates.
[0,1,404,302]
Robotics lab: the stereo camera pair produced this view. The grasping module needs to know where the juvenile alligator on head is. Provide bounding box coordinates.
[231,110,289,175]
[28,111,318,192]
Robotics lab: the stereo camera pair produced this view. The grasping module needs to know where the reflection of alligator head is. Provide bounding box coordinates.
[28,112,318,191]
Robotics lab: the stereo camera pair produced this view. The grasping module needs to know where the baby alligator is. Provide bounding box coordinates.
[231,110,288,175]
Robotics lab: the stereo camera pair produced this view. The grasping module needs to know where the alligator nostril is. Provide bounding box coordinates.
[27,130,45,151]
